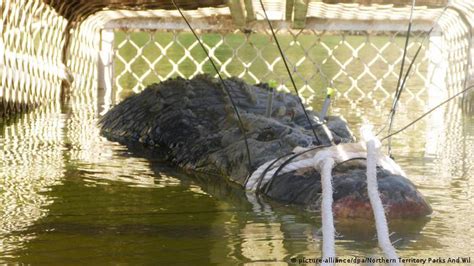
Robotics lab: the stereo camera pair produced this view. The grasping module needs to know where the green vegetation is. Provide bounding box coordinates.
[114,31,426,107]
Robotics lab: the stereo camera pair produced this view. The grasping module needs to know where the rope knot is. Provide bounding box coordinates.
[312,150,334,170]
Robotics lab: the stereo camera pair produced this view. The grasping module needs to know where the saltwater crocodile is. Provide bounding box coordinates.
[99,75,432,219]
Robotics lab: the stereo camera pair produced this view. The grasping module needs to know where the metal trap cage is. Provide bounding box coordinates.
[1,0,473,121]
[0,1,473,262]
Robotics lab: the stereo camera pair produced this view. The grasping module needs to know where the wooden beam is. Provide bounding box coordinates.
[227,0,246,27]
[244,0,255,22]
[292,0,309,29]
[286,0,295,21]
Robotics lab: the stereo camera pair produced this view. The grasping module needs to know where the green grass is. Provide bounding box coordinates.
[113,30,426,108]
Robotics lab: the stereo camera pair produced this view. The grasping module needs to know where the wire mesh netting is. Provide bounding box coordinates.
[0,0,472,119]
[112,29,430,109]
[1,0,70,115]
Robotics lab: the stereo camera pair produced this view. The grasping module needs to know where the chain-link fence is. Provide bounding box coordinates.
[112,29,430,108]
[1,1,472,119]
[100,2,471,122]
[1,0,70,115]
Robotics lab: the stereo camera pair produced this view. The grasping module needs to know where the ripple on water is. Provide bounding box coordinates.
[0,88,473,263]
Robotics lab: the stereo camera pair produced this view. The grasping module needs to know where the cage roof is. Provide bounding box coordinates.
[44,0,448,22]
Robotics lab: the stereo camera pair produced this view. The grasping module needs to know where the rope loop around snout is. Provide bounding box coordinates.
[245,124,402,265]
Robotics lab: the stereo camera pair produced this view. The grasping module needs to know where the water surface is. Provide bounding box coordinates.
[1,35,473,264]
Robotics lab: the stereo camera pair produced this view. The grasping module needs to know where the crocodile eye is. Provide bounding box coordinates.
[256,128,276,142]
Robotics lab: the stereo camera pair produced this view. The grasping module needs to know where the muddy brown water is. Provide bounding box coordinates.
[1,36,473,264]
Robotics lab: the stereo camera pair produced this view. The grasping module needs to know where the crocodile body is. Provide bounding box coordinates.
[100,75,431,218]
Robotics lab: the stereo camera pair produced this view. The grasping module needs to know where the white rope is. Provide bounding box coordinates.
[246,124,405,265]
[361,125,401,266]
[245,159,278,191]
[319,157,336,266]
[245,156,290,191]
[245,142,404,192]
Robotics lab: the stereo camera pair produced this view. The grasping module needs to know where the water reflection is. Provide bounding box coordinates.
[0,82,472,263]
[65,89,181,189]
[0,103,65,256]
[146,154,432,264]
